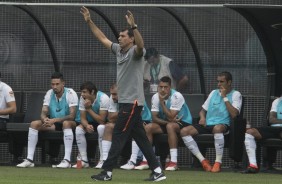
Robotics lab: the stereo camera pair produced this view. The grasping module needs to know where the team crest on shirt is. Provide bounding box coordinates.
[173,94,178,99]
[9,91,14,97]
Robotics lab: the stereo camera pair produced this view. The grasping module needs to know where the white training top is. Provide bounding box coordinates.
[270,97,282,127]
[151,91,185,112]
[0,81,16,119]
[270,97,282,113]
[108,95,118,113]
[202,89,242,112]
[43,88,78,107]
[79,92,110,111]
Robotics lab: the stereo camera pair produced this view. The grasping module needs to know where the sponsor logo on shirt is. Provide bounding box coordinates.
[9,91,14,97]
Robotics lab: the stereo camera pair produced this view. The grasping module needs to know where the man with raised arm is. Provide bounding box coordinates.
[81,6,166,182]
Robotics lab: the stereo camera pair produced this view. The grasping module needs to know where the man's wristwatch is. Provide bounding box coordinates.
[131,24,137,30]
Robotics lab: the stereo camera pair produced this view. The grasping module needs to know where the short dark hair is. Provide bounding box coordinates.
[144,47,159,60]
[121,28,134,38]
[80,81,98,95]
[127,28,134,38]
[218,71,232,82]
[160,76,171,86]
[51,72,64,80]
[110,83,117,90]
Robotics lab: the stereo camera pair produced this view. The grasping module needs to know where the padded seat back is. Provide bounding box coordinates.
[9,91,24,122]
[228,96,246,162]
[24,92,45,123]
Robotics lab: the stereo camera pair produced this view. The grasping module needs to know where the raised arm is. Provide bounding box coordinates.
[81,6,112,50]
[224,99,239,119]
[125,10,144,56]
[221,87,240,119]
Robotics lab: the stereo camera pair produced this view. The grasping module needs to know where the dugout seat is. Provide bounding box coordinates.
[153,95,246,167]
[256,97,282,169]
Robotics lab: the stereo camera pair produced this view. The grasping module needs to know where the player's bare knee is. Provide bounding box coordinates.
[30,120,42,129]
[213,124,225,133]
[62,120,74,129]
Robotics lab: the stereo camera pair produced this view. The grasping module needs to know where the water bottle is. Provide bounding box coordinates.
[76,153,82,169]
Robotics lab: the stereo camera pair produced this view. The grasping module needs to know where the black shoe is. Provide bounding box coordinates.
[241,166,259,174]
[91,171,112,181]
[144,172,166,182]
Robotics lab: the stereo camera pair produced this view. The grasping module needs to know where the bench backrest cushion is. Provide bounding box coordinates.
[24,92,45,123]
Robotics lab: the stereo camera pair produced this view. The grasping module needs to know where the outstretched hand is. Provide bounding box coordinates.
[125,10,136,27]
[80,6,91,22]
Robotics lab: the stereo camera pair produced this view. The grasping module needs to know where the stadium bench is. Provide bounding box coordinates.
[152,94,246,165]
[255,97,282,168]
[6,91,98,163]
[6,91,246,167]
[0,91,23,144]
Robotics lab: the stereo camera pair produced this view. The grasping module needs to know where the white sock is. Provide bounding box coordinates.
[214,133,224,163]
[102,140,112,160]
[97,125,105,161]
[129,140,139,164]
[107,171,112,177]
[27,128,38,161]
[182,135,205,162]
[170,148,178,163]
[142,155,148,162]
[154,167,162,173]
[245,133,257,167]
[75,126,88,162]
[63,128,73,161]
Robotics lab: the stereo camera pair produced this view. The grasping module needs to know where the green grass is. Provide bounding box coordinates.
[0,166,281,184]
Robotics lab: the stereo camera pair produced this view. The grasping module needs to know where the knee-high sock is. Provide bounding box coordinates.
[182,135,205,162]
[63,128,74,161]
[75,126,88,161]
[245,133,257,167]
[27,128,38,161]
[97,124,105,161]
[142,156,148,162]
[170,148,178,163]
[102,140,112,160]
[214,133,224,163]
[129,140,139,164]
